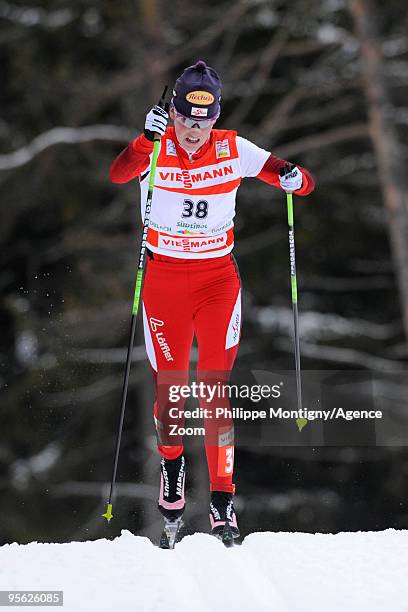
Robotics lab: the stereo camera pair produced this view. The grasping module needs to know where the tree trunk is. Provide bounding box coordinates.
[138,0,167,102]
[350,0,408,341]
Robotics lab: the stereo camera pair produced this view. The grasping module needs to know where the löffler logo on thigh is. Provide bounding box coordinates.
[149,317,174,362]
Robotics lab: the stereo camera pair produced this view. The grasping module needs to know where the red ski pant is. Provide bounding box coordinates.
[142,250,242,494]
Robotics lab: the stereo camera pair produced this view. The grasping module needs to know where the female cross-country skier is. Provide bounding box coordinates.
[110,60,315,543]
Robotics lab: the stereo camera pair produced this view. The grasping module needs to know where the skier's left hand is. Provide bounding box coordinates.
[279,164,303,192]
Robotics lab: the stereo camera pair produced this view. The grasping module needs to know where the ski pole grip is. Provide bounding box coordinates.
[153,85,169,142]
[279,163,293,177]
[158,85,169,110]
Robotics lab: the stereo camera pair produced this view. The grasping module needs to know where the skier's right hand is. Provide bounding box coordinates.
[144,105,169,141]
[279,163,303,192]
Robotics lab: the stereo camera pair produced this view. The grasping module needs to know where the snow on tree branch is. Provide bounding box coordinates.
[0,125,134,170]
[276,338,404,371]
[0,1,76,29]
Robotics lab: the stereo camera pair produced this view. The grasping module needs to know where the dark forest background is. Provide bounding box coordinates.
[1,0,408,545]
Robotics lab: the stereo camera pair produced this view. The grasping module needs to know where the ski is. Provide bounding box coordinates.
[212,520,235,548]
[211,519,241,548]
[159,517,183,549]
[209,492,240,547]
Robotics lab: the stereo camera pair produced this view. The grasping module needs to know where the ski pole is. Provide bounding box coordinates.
[279,165,305,429]
[102,86,168,523]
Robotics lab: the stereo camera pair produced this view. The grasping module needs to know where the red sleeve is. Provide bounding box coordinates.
[110,133,154,184]
[256,154,315,196]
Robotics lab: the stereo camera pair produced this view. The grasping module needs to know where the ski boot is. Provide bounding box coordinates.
[209,491,240,547]
[158,455,185,549]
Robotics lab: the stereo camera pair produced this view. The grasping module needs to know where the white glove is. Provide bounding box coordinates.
[144,105,169,140]
[279,165,303,192]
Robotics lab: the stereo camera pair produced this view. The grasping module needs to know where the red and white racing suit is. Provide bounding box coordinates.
[110,127,314,493]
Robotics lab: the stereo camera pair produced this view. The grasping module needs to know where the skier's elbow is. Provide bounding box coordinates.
[110,163,129,184]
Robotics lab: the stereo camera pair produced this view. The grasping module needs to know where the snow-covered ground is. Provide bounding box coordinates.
[1,529,407,612]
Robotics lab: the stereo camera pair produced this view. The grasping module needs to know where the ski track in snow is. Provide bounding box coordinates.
[1,529,408,612]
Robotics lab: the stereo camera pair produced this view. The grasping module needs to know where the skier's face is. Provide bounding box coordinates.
[170,107,216,154]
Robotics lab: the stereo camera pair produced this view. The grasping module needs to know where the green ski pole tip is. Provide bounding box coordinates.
[296,418,308,432]
[102,503,113,522]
